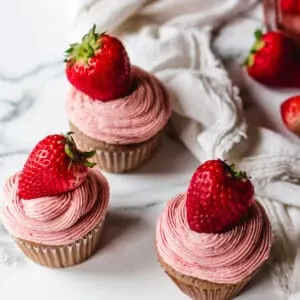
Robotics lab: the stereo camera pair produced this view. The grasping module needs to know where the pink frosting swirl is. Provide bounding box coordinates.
[66,66,171,145]
[156,193,272,284]
[1,169,109,246]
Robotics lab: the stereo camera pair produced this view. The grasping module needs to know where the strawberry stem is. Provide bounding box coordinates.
[64,24,103,65]
[242,29,265,67]
[83,161,97,168]
[62,132,96,169]
[65,144,75,159]
[228,163,248,180]
[220,160,248,180]
[254,29,263,40]
[82,150,96,159]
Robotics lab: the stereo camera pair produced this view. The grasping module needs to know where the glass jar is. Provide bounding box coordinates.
[263,0,300,43]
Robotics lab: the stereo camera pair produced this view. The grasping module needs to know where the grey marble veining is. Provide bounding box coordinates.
[0,93,35,123]
[0,61,62,83]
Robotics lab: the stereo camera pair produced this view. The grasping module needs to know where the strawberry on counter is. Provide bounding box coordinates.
[244,30,300,88]
[281,95,300,135]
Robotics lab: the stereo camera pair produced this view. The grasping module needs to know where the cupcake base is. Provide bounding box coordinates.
[15,220,105,268]
[70,122,162,173]
[158,255,255,300]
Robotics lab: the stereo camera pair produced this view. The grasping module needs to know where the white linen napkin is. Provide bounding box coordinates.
[72,0,300,297]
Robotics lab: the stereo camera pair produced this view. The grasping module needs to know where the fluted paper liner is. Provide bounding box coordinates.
[15,220,105,268]
[70,122,161,173]
[158,255,256,300]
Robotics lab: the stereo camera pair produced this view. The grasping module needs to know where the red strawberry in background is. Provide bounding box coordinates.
[244,30,300,87]
[186,159,254,233]
[281,95,300,135]
[280,0,297,14]
[18,132,96,200]
[65,25,132,102]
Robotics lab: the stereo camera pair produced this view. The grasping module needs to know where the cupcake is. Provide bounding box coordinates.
[1,132,109,268]
[156,159,272,300]
[65,25,171,173]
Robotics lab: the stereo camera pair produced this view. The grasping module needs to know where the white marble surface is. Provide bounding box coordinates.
[0,1,294,299]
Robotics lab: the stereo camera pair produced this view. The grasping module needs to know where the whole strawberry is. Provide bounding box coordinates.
[281,95,300,135]
[18,132,96,200]
[244,30,299,87]
[186,160,254,233]
[65,25,132,101]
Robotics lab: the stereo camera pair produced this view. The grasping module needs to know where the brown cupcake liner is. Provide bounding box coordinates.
[158,255,256,300]
[168,273,250,300]
[15,220,105,268]
[70,122,162,173]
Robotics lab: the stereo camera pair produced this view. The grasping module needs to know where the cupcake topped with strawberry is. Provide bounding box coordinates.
[65,25,171,173]
[1,132,109,268]
[156,159,272,300]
